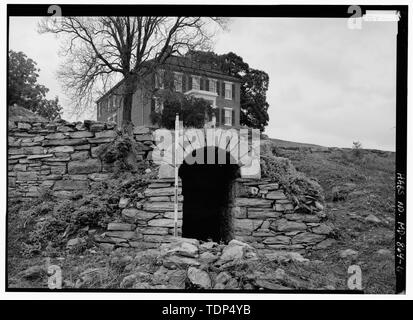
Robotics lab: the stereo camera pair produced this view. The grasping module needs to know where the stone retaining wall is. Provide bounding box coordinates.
[95,177,333,252]
[8,119,154,199]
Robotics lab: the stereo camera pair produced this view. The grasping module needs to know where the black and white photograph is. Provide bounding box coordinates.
[4,3,408,297]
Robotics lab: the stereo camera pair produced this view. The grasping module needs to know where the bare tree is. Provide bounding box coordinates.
[39,16,226,129]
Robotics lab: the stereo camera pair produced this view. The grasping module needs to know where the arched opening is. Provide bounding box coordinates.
[178,146,240,243]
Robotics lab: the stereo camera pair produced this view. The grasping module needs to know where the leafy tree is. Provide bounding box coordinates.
[187,51,269,131]
[39,17,226,130]
[8,50,62,120]
[150,93,214,129]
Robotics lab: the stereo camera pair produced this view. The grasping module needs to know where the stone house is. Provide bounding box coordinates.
[96,55,242,128]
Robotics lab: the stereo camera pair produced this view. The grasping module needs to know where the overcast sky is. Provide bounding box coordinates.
[9,17,397,151]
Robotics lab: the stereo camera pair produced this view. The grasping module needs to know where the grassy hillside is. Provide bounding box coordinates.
[265,138,396,293]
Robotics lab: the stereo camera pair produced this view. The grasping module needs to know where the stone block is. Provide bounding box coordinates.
[68,159,101,174]
[234,198,273,208]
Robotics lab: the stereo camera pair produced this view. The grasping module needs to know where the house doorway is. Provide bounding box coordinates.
[178,146,240,243]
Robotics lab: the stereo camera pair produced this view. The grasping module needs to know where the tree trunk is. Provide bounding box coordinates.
[122,74,136,134]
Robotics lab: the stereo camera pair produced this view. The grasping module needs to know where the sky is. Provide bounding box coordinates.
[9,17,397,151]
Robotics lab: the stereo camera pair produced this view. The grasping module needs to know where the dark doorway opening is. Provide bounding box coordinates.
[178,146,240,243]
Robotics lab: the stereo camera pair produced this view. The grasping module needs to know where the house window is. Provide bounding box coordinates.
[97,103,101,118]
[192,76,201,90]
[154,98,164,113]
[155,69,165,89]
[225,82,232,100]
[224,108,232,126]
[174,72,183,92]
[209,79,217,93]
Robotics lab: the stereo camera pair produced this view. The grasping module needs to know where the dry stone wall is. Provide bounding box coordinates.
[95,177,333,252]
[8,119,153,200]
[9,118,333,252]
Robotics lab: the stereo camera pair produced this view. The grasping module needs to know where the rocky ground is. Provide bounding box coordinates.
[8,140,396,293]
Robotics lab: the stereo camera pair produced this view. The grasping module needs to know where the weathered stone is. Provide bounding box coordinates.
[248,208,280,219]
[43,156,71,162]
[266,191,287,200]
[143,234,175,243]
[68,159,101,174]
[187,267,211,289]
[275,219,307,232]
[144,202,181,212]
[45,132,67,140]
[274,203,294,211]
[312,224,333,235]
[26,154,53,160]
[89,123,106,132]
[16,172,38,181]
[199,252,218,264]
[95,130,117,138]
[69,131,94,139]
[49,146,75,153]
[163,211,183,219]
[141,227,169,235]
[292,232,325,244]
[118,197,130,209]
[144,187,181,197]
[43,138,88,146]
[365,214,381,223]
[258,183,279,191]
[314,238,336,249]
[231,206,247,218]
[158,164,175,179]
[148,182,171,188]
[67,237,85,248]
[147,196,170,202]
[122,208,158,221]
[71,151,89,160]
[263,235,291,245]
[234,219,263,234]
[234,198,273,208]
[220,244,245,261]
[163,255,200,268]
[167,241,198,258]
[18,122,32,130]
[105,231,141,240]
[283,214,321,223]
[87,137,114,144]
[148,219,182,228]
[53,180,88,191]
[107,223,135,231]
[88,173,110,181]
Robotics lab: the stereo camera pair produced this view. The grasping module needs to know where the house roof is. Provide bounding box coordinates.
[96,54,241,103]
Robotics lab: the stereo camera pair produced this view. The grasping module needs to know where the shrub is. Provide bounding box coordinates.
[352,141,363,159]
[261,154,324,211]
[96,132,144,172]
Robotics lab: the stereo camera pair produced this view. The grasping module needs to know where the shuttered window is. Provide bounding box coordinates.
[192,76,201,90]
[209,79,217,93]
[224,82,232,100]
[224,108,232,126]
[174,72,183,92]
